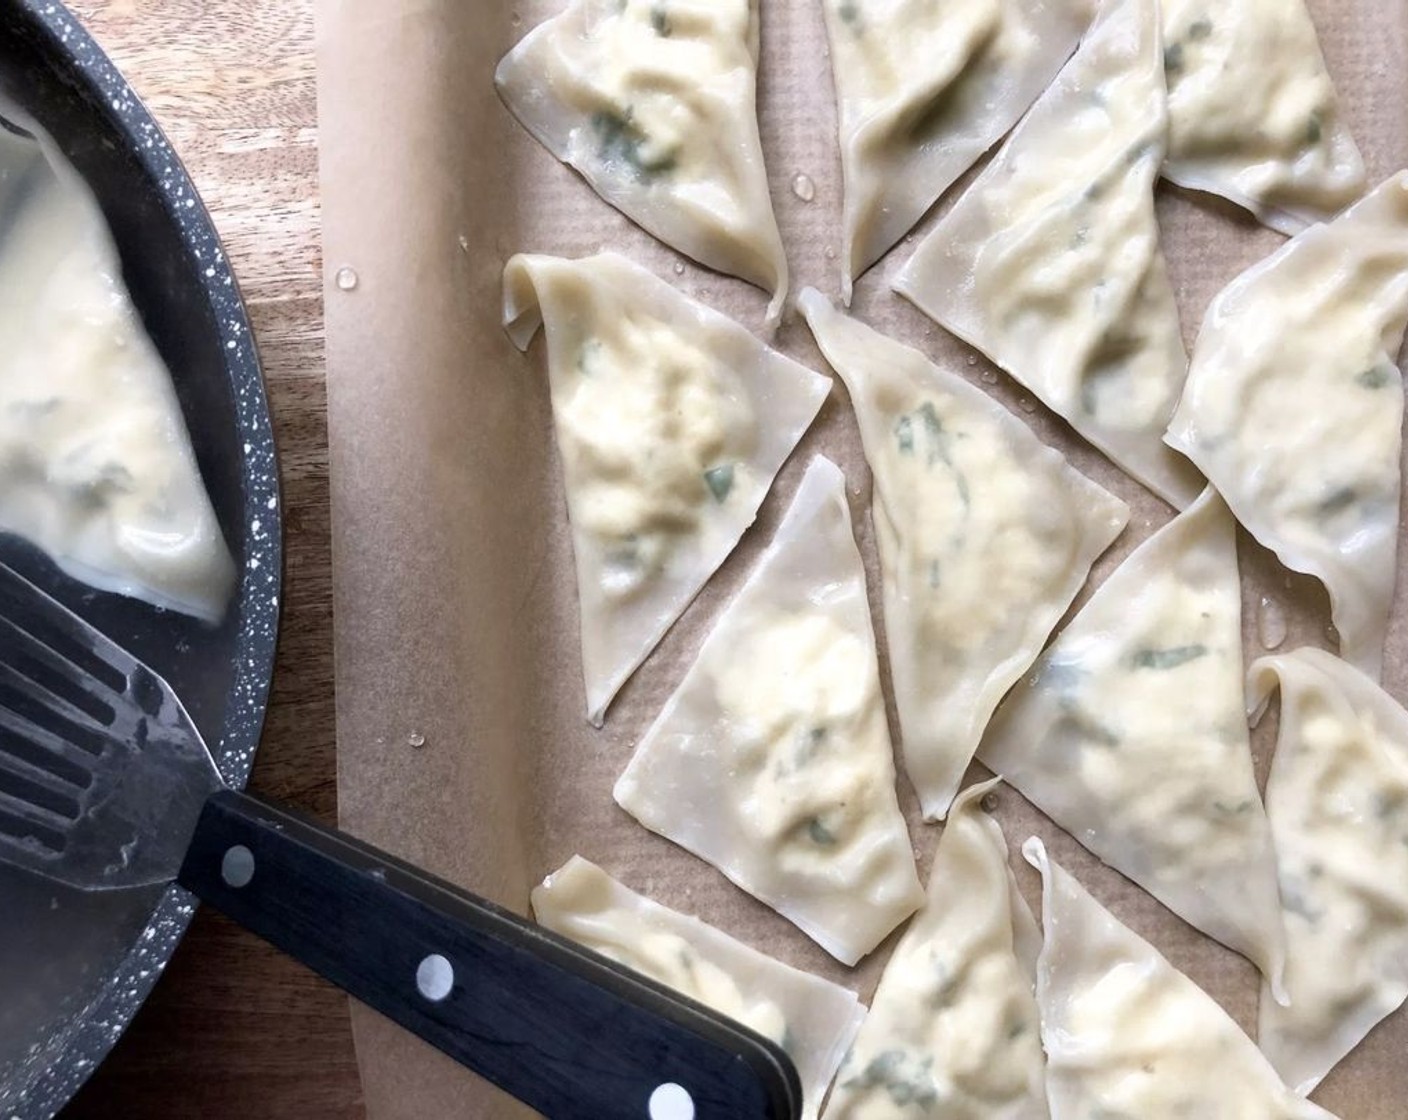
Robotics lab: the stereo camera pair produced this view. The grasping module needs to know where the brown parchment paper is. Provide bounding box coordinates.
[315,1,1408,1116]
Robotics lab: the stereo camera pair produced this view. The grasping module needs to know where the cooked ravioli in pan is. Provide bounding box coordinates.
[979,489,1286,988]
[496,0,789,322]
[894,0,1200,508]
[822,779,1047,1120]
[1167,173,1408,680]
[0,118,234,621]
[1248,647,1408,1096]
[532,855,866,1120]
[503,252,829,725]
[1024,839,1340,1120]
[819,0,1092,299]
[800,290,1127,821]
[1160,0,1366,233]
[615,455,922,965]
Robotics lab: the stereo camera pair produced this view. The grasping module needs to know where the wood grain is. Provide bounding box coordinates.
[55,1,366,1116]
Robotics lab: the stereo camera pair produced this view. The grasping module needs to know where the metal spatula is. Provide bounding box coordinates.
[0,561,802,1120]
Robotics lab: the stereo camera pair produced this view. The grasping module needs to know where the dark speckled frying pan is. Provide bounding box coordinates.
[0,6,807,1119]
[0,1,281,1115]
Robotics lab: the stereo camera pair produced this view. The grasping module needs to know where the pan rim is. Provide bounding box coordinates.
[1,1,283,1115]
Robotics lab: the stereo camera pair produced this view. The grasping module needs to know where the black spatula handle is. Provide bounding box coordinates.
[178,789,802,1120]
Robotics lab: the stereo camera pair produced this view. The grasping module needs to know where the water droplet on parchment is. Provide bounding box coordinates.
[408,730,427,749]
[1257,595,1287,650]
[791,172,816,202]
[335,266,358,292]
[966,354,978,367]
[673,261,685,275]
[1018,397,1036,413]
[981,370,998,384]
[823,245,837,261]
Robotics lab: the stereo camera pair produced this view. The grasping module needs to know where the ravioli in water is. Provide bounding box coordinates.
[979,489,1286,987]
[800,291,1127,820]
[820,0,1091,299]
[1160,0,1365,233]
[496,0,788,323]
[0,118,234,621]
[615,456,922,965]
[532,856,865,1120]
[822,779,1047,1120]
[504,253,828,724]
[1248,648,1408,1096]
[1167,173,1408,679]
[1024,839,1340,1120]
[894,0,1200,508]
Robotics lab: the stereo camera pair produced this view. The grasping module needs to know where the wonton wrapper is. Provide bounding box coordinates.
[504,252,829,724]
[894,0,1200,509]
[1248,647,1408,1096]
[822,779,1047,1120]
[614,455,922,965]
[531,855,866,1120]
[979,488,1286,987]
[819,0,1092,299]
[1167,173,1408,680]
[496,0,789,323]
[0,117,234,621]
[800,290,1127,820]
[1160,0,1366,234]
[1024,839,1339,1120]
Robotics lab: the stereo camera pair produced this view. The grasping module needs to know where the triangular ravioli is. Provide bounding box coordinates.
[979,488,1286,985]
[1160,0,1365,233]
[614,455,922,965]
[894,0,1201,509]
[822,779,1047,1120]
[819,0,1092,299]
[496,0,789,323]
[1248,647,1408,1095]
[800,290,1127,821]
[1023,839,1340,1120]
[0,117,234,621]
[1166,173,1408,680]
[504,252,829,725]
[532,855,866,1120]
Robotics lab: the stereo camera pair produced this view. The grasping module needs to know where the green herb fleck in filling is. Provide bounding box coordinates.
[1305,111,1324,146]
[1187,17,1213,40]
[1357,364,1394,390]
[1318,486,1358,518]
[1163,42,1184,75]
[843,1050,939,1109]
[807,817,837,846]
[591,109,677,180]
[703,463,735,503]
[650,1,671,36]
[1131,644,1208,670]
[837,0,860,29]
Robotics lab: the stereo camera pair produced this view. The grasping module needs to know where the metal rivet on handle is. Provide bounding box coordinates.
[648,1083,695,1120]
[220,845,255,888]
[416,953,454,1002]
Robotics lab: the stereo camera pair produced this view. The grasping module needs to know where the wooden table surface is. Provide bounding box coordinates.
[55,1,367,1116]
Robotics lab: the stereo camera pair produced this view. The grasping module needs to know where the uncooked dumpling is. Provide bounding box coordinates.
[614,455,922,965]
[504,252,829,724]
[1248,647,1408,1096]
[1160,0,1365,233]
[0,117,235,621]
[819,0,1092,299]
[1024,839,1340,1120]
[532,856,866,1120]
[1166,173,1408,680]
[496,0,789,322]
[894,0,1200,508]
[979,488,1286,987]
[822,779,1047,1120]
[800,290,1127,820]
